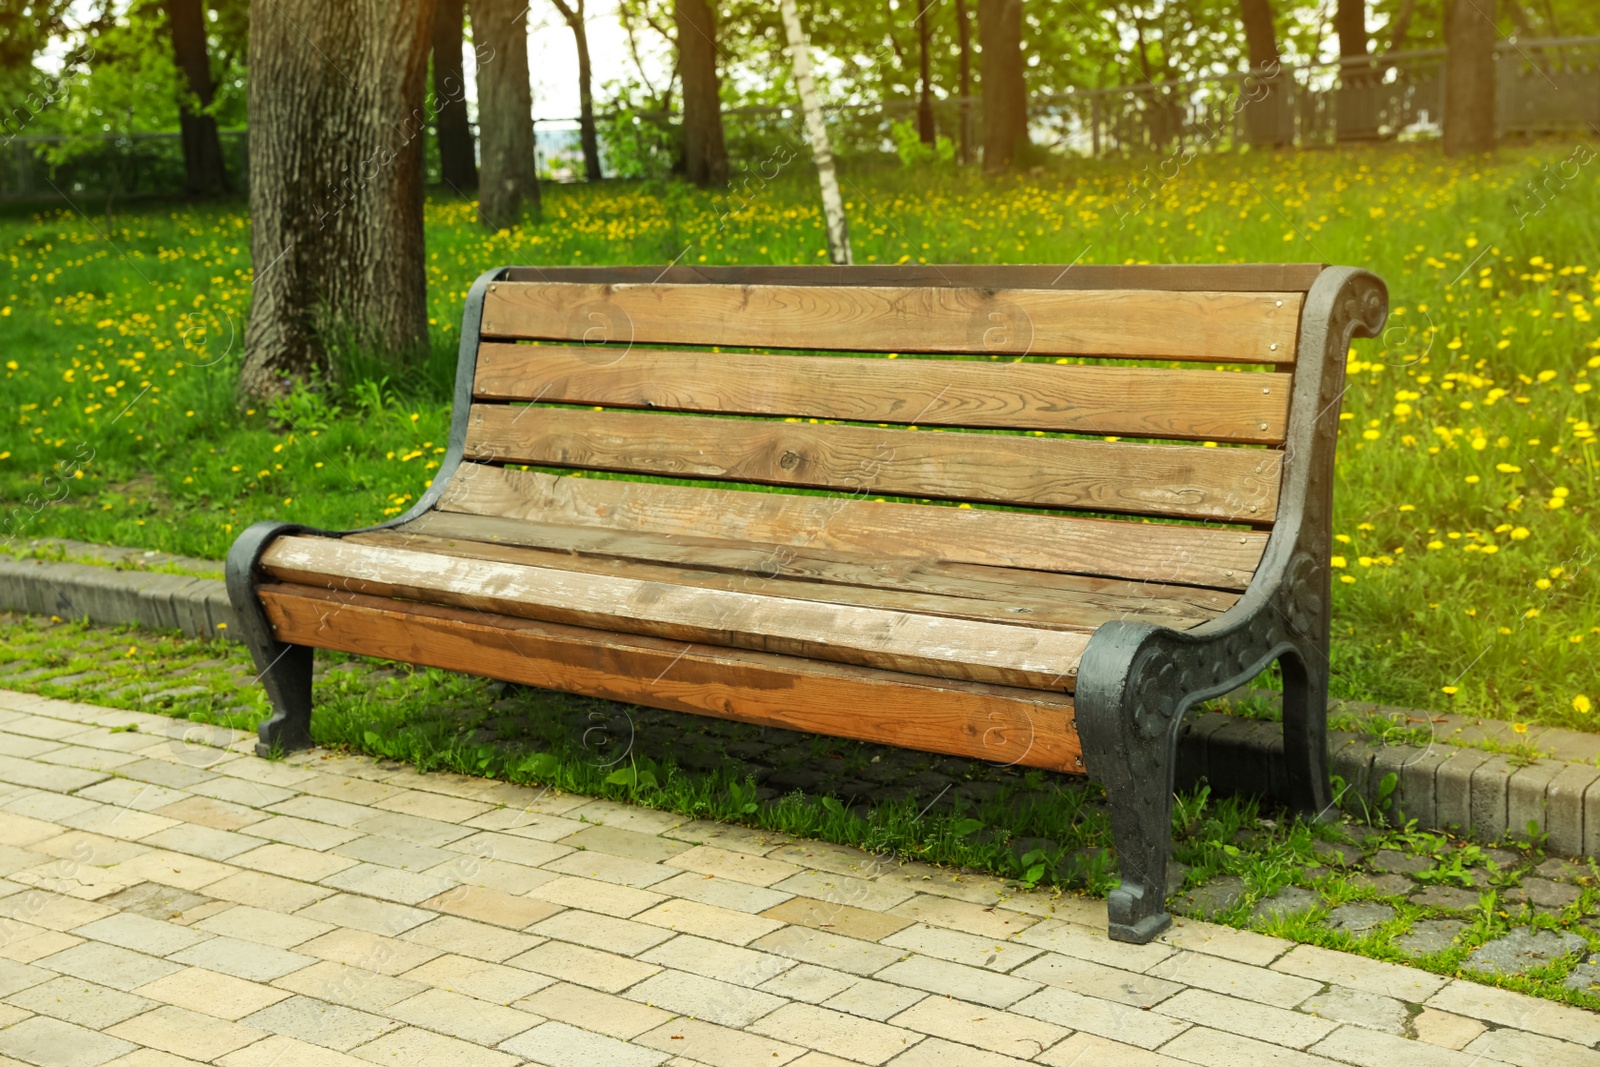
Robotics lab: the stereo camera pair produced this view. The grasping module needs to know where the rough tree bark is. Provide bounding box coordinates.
[1443,0,1497,155]
[916,1,935,145]
[549,0,603,181]
[955,0,973,164]
[1334,0,1375,141]
[470,0,540,229]
[433,0,478,191]
[779,0,850,264]
[1238,0,1287,147]
[978,0,1028,171]
[239,0,435,401]
[676,0,727,187]
[163,0,229,196]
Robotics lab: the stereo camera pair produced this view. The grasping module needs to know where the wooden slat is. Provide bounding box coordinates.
[479,282,1302,364]
[500,263,1327,292]
[260,536,1087,689]
[472,345,1290,444]
[399,511,1240,620]
[437,463,1269,591]
[348,525,1235,631]
[465,404,1281,523]
[260,584,1079,771]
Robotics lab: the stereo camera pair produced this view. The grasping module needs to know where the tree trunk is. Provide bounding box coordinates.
[916,2,935,145]
[470,0,539,229]
[978,0,1027,171]
[676,0,727,187]
[433,0,478,191]
[1443,0,1497,155]
[1334,0,1375,141]
[239,0,435,401]
[955,0,973,164]
[778,0,850,265]
[1238,0,1287,147]
[163,0,229,196]
[550,0,603,181]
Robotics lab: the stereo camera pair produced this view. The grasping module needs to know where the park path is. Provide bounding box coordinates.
[0,688,1594,1067]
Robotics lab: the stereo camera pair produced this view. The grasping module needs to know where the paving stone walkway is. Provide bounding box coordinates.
[1,690,1597,1067]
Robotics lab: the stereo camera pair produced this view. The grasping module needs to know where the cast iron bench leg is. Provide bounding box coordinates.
[1280,645,1334,819]
[227,521,317,757]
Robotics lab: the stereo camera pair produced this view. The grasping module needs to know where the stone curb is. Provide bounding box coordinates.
[1,548,1595,858]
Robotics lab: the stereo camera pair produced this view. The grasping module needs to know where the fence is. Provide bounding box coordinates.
[4,36,1597,202]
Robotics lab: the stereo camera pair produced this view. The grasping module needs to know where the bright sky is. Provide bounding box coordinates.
[507,1,672,125]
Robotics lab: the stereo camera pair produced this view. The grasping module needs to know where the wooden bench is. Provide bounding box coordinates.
[227,263,1387,943]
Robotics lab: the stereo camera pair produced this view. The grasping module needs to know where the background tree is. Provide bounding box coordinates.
[778,0,850,264]
[470,0,539,229]
[916,1,935,145]
[675,0,727,186]
[954,0,973,164]
[549,0,603,180]
[1239,0,1287,147]
[163,0,229,196]
[433,0,478,191]
[1443,0,1496,155]
[1334,0,1375,140]
[239,0,435,400]
[978,0,1027,171]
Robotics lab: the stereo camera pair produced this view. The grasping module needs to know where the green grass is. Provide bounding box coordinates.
[1,141,1597,731]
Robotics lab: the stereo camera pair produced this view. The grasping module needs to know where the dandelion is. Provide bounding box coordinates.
[1577,695,1593,714]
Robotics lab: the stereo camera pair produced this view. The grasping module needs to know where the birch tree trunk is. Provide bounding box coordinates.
[471,0,540,229]
[239,0,435,401]
[779,0,850,265]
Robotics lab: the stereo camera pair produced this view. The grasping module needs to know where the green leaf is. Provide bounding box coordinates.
[820,797,845,816]
[950,818,984,839]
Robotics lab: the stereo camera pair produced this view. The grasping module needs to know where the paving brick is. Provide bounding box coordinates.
[756,964,858,1005]
[1156,919,1291,968]
[499,1019,668,1067]
[1309,1024,1497,1067]
[215,1034,373,1067]
[1011,950,1181,1008]
[625,968,788,1026]
[561,824,693,863]
[887,995,1067,1059]
[1160,1026,1342,1066]
[401,952,556,1003]
[752,1002,920,1065]
[771,870,917,914]
[386,987,540,1044]
[528,874,665,918]
[401,914,543,962]
[331,834,459,874]
[662,818,790,855]
[238,815,363,852]
[271,960,428,1013]
[542,849,675,890]
[368,789,488,823]
[881,924,1042,972]
[186,778,296,810]
[106,1005,268,1061]
[0,958,55,999]
[640,933,793,987]
[1411,1008,1486,1050]
[103,850,236,893]
[1271,943,1448,1003]
[506,940,659,994]
[0,814,63,848]
[761,897,912,942]
[135,824,259,863]
[1009,986,1190,1050]
[71,913,209,957]
[347,811,472,849]
[266,795,379,829]
[651,871,793,915]
[230,843,356,883]
[294,894,434,936]
[531,907,677,956]
[872,954,1038,1010]
[1,890,114,932]
[816,976,925,1022]
[58,807,179,844]
[38,941,182,992]
[1155,987,1336,1048]
[318,863,456,906]
[1506,759,1565,844]
[133,966,291,1020]
[1431,750,1493,833]
[750,925,906,977]
[150,796,266,833]
[193,903,332,950]
[1545,763,1600,857]
[7,976,154,1028]
[297,929,440,978]
[1037,1032,1192,1067]
[166,935,316,982]
[202,871,333,914]
[1016,917,1173,971]
[1464,1026,1600,1067]
[1425,978,1600,1046]
[0,925,80,964]
[1467,755,1515,841]
[0,754,106,794]
[76,780,190,815]
[516,981,675,1040]
[636,1017,807,1067]
[885,895,1037,941]
[667,846,802,887]
[238,995,401,1051]
[633,898,786,946]
[1147,948,1321,1009]
[0,1015,136,1067]
[445,830,573,870]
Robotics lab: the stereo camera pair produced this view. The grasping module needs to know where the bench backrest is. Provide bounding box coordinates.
[434,264,1339,596]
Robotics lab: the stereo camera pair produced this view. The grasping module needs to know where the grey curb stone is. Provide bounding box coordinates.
[3,548,1600,862]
